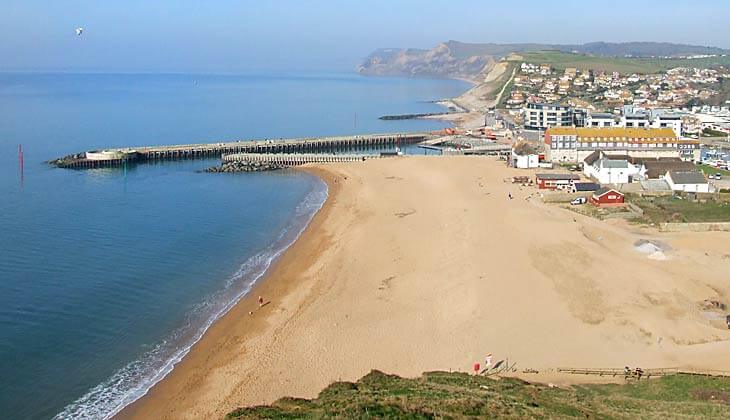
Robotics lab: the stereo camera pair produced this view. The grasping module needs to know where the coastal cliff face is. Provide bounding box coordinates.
[358,40,730,81]
[358,41,497,82]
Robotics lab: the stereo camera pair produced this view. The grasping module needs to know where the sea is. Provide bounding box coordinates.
[0,72,469,419]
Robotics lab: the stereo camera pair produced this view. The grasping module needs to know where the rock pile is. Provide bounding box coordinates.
[206,160,285,173]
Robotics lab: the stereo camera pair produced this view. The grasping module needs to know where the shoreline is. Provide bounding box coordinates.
[118,156,730,419]
[116,166,341,419]
[113,80,471,419]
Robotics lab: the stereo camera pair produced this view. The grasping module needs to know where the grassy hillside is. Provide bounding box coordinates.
[628,194,730,224]
[511,51,730,74]
[227,370,730,419]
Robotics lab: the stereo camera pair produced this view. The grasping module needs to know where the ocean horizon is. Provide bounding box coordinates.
[0,71,469,419]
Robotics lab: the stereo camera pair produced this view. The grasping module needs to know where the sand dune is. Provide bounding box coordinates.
[120,156,730,419]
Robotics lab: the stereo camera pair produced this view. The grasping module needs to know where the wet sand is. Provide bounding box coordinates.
[120,156,730,419]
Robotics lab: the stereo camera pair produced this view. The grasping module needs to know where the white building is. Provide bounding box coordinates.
[621,111,651,128]
[524,102,574,130]
[585,112,616,127]
[511,149,539,169]
[665,170,710,192]
[650,110,683,136]
[583,151,641,184]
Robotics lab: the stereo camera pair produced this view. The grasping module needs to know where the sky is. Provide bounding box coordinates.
[2,0,730,73]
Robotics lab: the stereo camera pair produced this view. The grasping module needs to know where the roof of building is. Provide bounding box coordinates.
[640,179,671,192]
[593,187,623,197]
[546,127,678,139]
[628,156,682,165]
[590,112,614,119]
[642,160,697,179]
[527,101,570,110]
[584,151,631,166]
[598,159,629,169]
[536,173,581,180]
[667,170,707,185]
[573,182,601,191]
[583,150,601,165]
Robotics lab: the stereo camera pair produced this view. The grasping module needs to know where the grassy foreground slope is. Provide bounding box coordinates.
[511,51,730,74]
[227,370,730,419]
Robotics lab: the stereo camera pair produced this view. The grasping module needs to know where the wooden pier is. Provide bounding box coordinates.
[222,153,380,166]
[52,132,430,169]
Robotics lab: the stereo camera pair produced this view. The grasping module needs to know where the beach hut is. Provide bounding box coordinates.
[591,187,624,206]
[535,173,580,190]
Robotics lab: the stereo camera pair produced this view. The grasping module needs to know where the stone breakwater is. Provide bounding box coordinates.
[205,160,284,173]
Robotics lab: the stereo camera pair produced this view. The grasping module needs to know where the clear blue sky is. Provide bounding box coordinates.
[2,0,729,73]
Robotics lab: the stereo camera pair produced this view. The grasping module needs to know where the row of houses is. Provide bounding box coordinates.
[534,173,625,206]
[581,151,710,192]
[523,102,686,136]
[535,160,710,194]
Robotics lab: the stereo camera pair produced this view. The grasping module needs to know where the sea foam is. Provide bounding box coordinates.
[54,178,328,420]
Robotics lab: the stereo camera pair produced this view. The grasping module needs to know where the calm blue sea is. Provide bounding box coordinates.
[0,72,468,419]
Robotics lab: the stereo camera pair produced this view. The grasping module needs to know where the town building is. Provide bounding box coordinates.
[588,106,684,136]
[621,110,651,128]
[535,173,580,190]
[585,112,616,127]
[665,170,710,193]
[633,158,696,179]
[510,149,539,169]
[583,151,641,184]
[591,187,625,206]
[524,102,574,130]
[544,127,700,163]
[650,110,683,136]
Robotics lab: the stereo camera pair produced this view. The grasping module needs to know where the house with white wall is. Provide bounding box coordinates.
[665,170,710,193]
[583,151,641,184]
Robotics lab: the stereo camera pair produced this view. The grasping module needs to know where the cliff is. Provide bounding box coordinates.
[358,40,730,81]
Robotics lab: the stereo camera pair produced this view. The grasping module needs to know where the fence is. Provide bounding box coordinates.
[659,222,730,232]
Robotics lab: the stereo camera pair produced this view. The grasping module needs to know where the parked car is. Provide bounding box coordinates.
[708,174,715,180]
[716,173,722,180]
[570,197,586,205]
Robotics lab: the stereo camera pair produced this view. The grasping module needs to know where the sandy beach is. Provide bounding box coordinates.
[119,155,730,419]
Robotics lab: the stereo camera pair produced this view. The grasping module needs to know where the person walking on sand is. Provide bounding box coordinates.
[508,192,512,200]
[258,296,264,307]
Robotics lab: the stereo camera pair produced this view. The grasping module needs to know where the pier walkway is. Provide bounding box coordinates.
[52,132,430,168]
[222,153,380,166]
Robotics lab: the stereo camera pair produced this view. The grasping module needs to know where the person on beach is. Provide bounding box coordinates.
[508,192,512,200]
[258,296,264,307]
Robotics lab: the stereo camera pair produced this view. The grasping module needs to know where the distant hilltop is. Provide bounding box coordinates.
[358,41,730,81]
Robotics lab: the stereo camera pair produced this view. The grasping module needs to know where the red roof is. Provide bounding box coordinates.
[593,187,623,198]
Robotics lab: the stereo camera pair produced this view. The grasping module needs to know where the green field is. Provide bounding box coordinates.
[629,194,730,224]
[697,164,730,177]
[703,128,730,138]
[227,370,730,419]
[510,50,730,74]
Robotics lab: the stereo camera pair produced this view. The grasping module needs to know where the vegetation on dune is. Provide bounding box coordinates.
[510,51,730,74]
[226,370,730,419]
[629,194,730,224]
